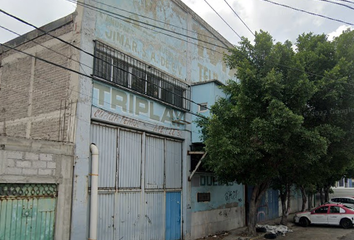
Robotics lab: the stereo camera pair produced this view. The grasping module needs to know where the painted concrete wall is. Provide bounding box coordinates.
[190,173,245,239]
[190,81,226,143]
[0,136,74,240]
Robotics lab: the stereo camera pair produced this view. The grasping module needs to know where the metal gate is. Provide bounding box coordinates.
[91,123,182,240]
[0,183,57,240]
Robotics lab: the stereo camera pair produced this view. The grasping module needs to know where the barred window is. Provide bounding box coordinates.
[93,41,190,111]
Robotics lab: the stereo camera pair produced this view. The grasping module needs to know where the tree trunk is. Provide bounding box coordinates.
[319,188,324,204]
[280,184,291,226]
[286,184,291,215]
[279,188,287,225]
[300,186,307,212]
[324,185,330,202]
[308,192,313,209]
[246,182,269,236]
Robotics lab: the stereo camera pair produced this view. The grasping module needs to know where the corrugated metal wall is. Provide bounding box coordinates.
[91,125,117,188]
[145,136,165,189]
[118,130,142,188]
[166,140,182,189]
[90,123,183,240]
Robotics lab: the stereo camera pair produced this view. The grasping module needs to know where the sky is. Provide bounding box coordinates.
[0,0,353,45]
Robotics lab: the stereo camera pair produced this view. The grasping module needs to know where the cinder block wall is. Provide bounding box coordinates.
[0,136,74,240]
[0,14,78,143]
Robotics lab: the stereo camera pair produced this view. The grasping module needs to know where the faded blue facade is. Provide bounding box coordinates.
[191,80,226,142]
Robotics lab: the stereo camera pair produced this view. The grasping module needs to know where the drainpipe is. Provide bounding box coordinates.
[89,143,99,240]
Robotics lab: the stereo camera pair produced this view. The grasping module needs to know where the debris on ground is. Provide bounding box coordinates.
[256,224,293,239]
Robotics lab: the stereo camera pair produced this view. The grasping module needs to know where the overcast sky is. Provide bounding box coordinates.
[0,0,353,45]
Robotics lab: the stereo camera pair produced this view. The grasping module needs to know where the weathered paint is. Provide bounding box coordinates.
[0,184,57,240]
[166,192,182,240]
[94,0,235,84]
[92,81,186,129]
[191,174,244,212]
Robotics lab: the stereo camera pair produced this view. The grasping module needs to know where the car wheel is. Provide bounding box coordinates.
[299,217,310,227]
[340,218,352,229]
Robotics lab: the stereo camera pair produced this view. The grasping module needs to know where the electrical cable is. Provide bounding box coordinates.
[0,41,210,117]
[318,0,354,10]
[260,0,354,26]
[203,0,241,39]
[0,25,92,74]
[63,0,231,52]
[335,0,354,5]
[65,0,222,44]
[223,0,255,37]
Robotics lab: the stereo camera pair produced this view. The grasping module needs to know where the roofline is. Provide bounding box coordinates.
[1,12,76,53]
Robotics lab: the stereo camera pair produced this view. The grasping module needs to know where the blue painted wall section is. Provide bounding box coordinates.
[190,81,226,143]
[191,173,244,212]
[247,186,279,222]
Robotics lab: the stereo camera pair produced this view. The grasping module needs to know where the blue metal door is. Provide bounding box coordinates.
[165,192,181,240]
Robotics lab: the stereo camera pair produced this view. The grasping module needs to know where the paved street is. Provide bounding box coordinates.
[196,187,354,240]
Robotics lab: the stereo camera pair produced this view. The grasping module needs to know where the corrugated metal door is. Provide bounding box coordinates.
[165,192,181,240]
[0,183,57,240]
[91,123,183,240]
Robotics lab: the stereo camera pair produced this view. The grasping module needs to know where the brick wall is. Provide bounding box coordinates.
[0,15,77,143]
[0,136,74,240]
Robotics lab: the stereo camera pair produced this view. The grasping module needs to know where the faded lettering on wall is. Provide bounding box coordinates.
[92,82,186,129]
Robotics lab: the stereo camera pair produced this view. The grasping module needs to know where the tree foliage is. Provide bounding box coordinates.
[197,29,354,234]
[196,30,329,234]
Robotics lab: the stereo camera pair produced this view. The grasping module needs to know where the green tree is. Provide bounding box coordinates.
[197,31,327,235]
[296,30,354,200]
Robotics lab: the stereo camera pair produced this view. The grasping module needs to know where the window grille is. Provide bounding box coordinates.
[93,41,191,111]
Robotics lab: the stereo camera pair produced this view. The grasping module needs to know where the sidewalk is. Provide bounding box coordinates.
[205,214,296,240]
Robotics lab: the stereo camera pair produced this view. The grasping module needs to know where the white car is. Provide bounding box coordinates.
[294,203,354,229]
[329,197,354,208]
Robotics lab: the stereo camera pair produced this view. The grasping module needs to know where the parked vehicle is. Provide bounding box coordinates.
[329,197,354,208]
[294,203,354,229]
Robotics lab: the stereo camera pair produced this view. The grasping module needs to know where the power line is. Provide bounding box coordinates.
[0,43,210,117]
[0,8,217,111]
[318,0,354,10]
[0,25,91,74]
[62,0,230,52]
[260,0,354,26]
[336,0,354,5]
[223,0,255,37]
[203,0,241,40]
[65,0,221,44]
